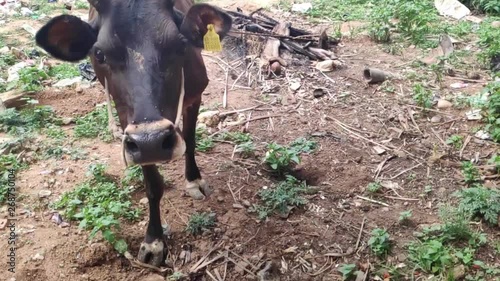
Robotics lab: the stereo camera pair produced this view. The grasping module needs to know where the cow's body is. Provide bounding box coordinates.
[35,0,232,266]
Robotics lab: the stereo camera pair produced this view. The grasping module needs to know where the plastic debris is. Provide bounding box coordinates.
[78,62,97,81]
[474,130,491,140]
[450,82,468,89]
[434,0,470,20]
[465,109,482,120]
[53,77,82,88]
[291,3,312,13]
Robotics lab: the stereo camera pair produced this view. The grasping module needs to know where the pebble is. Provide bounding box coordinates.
[437,99,452,109]
[453,265,465,280]
[313,88,326,98]
[232,203,244,209]
[31,253,44,261]
[430,115,442,123]
[216,196,224,203]
[139,197,149,205]
[492,21,500,28]
[38,190,52,198]
[75,86,83,93]
[242,200,251,207]
[0,46,9,54]
[289,82,301,91]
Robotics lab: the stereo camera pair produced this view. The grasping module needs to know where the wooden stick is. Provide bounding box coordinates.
[356,195,390,207]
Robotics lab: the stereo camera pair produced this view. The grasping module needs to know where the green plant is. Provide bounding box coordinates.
[366,181,381,193]
[477,19,500,64]
[461,161,481,185]
[487,154,500,173]
[368,228,391,258]
[408,240,453,274]
[454,186,500,225]
[52,164,140,253]
[413,83,433,109]
[263,142,300,174]
[289,137,318,154]
[121,165,143,186]
[185,212,216,235]
[17,67,48,92]
[0,154,27,203]
[460,0,500,15]
[482,81,500,142]
[251,175,308,220]
[195,125,215,152]
[0,106,61,135]
[338,263,357,280]
[235,141,255,158]
[446,135,464,149]
[47,63,80,80]
[74,106,114,142]
[454,247,475,266]
[399,210,413,223]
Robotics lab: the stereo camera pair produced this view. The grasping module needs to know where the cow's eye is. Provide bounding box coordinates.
[94,48,106,64]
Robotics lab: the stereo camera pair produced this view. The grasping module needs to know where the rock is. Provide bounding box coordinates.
[312,88,326,98]
[0,46,9,54]
[372,146,386,155]
[197,110,220,127]
[315,59,338,72]
[32,253,44,261]
[139,197,149,205]
[289,81,301,91]
[435,0,470,20]
[20,7,33,16]
[242,200,251,207]
[452,264,465,280]
[0,219,8,230]
[62,117,74,125]
[437,99,452,109]
[53,77,82,88]
[232,203,244,209]
[38,190,52,198]
[492,21,500,28]
[75,86,83,93]
[217,196,224,203]
[430,115,442,123]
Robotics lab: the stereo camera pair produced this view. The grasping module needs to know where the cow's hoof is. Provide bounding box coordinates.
[137,239,165,267]
[185,179,212,200]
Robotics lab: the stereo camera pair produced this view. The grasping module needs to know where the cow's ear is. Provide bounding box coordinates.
[36,15,97,62]
[180,4,232,48]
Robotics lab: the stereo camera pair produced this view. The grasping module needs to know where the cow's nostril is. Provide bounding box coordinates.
[161,133,174,150]
[125,138,140,153]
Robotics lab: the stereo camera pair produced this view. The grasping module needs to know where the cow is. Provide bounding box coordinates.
[34,0,232,266]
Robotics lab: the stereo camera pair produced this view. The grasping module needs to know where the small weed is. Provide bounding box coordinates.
[487,154,500,173]
[338,263,357,280]
[368,228,391,258]
[235,141,255,158]
[413,83,433,109]
[17,67,49,92]
[289,137,318,154]
[408,240,453,274]
[74,0,90,9]
[185,212,216,235]
[121,165,143,187]
[251,175,308,220]
[74,106,114,142]
[366,181,381,193]
[0,106,61,135]
[482,81,500,142]
[216,131,252,144]
[48,63,80,80]
[195,125,215,152]
[263,137,317,174]
[52,164,140,253]
[454,186,500,225]
[454,247,475,266]
[0,154,27,203]
[446,135,464,149]
[399,210,413,223]
[461,161,481,185]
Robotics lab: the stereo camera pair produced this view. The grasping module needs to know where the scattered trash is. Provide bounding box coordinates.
[363,68,394,84]
[0,46,9,54]
[21,24,37,36]
[465,109,482,120]
[474,130,491,140]
[47,0,57,3]
[27,49,40,59]
[291,3,312,14]
[450,82,468,89]
[20,7,33,17]
[7,62,28,82]
[373,146,386,155]
[434,0,470,20]
[52,77,82,88]
[289,81,301,91]
[78,62,96,81]
[465,15,482,23]
[315,59,341,72]
[437,99,452,109]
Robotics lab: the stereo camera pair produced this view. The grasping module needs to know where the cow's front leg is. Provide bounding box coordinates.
[183,99,211,200]
[137,165,167,266]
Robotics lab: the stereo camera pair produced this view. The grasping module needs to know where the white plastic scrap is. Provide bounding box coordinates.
[434,0,471,20]
[291,3,312,13]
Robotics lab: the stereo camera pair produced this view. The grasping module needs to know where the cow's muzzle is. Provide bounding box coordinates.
[122,119,186,165]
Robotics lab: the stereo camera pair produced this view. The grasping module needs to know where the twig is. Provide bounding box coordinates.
[166,197,188,226]
[408,105,456,116]
[326,116,391,151]
[227,175,237,203]
[206,270,219,281]
[225,255,257,277]
[384,195,420,201]
[355,217,366,250]
[319,70,335,85]
[408,108,422,134]
[356,195,390,207]
[431,128,448,147]
[225,114,284,128]
[190,242,224,273]
[374,156,395,180]
[459,135,471,159]
[223,68,229,108]
[388,163,423,180]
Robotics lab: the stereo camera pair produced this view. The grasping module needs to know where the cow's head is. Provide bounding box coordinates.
[35,0,231,165]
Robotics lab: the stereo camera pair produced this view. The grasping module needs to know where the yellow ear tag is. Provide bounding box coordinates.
[203,24,222,52]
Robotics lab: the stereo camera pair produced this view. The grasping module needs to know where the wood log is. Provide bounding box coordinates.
[0,89,34,110]
[262,21,290,69]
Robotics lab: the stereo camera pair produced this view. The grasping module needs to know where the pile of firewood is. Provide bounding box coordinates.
[224,8,339,75]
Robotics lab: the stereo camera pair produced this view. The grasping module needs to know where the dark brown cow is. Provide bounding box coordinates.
[35,0,232,266]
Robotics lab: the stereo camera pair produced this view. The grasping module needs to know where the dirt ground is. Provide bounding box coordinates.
[1,1,499,281]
